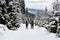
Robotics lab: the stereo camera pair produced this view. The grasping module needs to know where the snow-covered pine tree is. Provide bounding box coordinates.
[6,1,20,30]
[0,0,20,30]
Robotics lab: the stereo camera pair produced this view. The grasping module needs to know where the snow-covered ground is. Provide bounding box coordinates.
[0,23,60,40]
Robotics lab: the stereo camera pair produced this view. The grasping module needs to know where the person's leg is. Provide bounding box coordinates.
[32,26,34,29]
[26,25,28,29]
[31,26,34,29]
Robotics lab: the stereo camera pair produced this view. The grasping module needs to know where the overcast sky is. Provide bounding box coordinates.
[25,0,56,11]
[0,0,58,11]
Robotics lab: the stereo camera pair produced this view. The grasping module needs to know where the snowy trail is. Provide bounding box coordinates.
[0,23,60,40]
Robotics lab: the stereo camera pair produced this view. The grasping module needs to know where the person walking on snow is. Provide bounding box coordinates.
[25,21,28,29]
[30,20,34,29]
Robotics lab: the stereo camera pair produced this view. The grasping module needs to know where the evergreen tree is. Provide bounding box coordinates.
[6,1,20,30]
[0,1,20,30]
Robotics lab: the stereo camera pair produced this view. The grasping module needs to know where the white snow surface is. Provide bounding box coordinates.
[0,23,60,40]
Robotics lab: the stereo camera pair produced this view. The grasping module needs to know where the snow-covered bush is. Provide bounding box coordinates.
[45,17,58,33]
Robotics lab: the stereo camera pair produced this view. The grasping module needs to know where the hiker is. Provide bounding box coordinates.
[25,21,28,29]
[30,20,34,29]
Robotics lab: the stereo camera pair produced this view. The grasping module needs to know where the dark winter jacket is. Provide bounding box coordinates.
[26,21,28,27]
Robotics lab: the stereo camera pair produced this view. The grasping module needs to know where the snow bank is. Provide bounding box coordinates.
[0,23,60,40]
[0,24,8,32]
